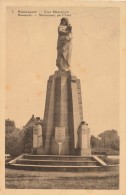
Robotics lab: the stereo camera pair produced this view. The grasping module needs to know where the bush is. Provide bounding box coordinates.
[23,126,33,153]
[5,119,24,157]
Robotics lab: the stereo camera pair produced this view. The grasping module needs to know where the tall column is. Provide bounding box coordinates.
[42,71,91,155]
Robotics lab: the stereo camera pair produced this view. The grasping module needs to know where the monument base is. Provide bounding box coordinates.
[37,146,45,155]
[43,70,84,155]
[8,153,109,172]
[80,148,91,156]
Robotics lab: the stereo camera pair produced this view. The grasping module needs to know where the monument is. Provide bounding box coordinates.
[8,18,108,172]
[33,18,91,156]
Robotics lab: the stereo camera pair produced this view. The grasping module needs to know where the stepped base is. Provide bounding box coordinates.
[6,153,112,172]
[8,164,109,172]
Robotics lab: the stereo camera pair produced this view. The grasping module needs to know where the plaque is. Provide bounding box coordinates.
[55,127,65,155]
[55,127,65,143]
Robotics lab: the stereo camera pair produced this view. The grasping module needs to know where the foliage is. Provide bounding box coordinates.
[23,126,33,153]
[90,135,97,148]
[5,118,35,156]
[5,119,24,156]
[98,129,119,151]
[90,129,120,153]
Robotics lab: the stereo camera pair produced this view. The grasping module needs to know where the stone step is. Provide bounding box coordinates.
[7,154,110,172]
[9,163,107,172]
[23,154,93,161]
[17,159,98,166]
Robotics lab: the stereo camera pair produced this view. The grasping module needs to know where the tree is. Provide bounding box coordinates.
[90,135,97,148]
[23,126,33,153]
[5,119,24,156]
[98,129,119,151]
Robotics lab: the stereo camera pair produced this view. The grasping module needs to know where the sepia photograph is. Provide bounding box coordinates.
[0,1,124,192]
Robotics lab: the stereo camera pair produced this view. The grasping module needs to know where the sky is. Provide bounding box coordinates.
[6,7,120,136]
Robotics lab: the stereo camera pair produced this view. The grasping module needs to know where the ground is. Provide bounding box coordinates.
[5,168,119,189]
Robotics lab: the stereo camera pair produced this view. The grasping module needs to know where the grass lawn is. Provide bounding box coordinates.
[5,168,119,189]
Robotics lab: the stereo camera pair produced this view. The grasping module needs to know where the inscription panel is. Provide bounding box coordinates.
[55,127,65,143]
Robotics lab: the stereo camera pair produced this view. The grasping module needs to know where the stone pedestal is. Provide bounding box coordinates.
[43,70,84,155]
[77,122,91,156]
[33,126,38,149]
[33,121,44,154]
[81,127,91,155]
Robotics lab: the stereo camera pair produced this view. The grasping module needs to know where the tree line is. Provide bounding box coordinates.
[90,129,119,155]
[5,119,120,156]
